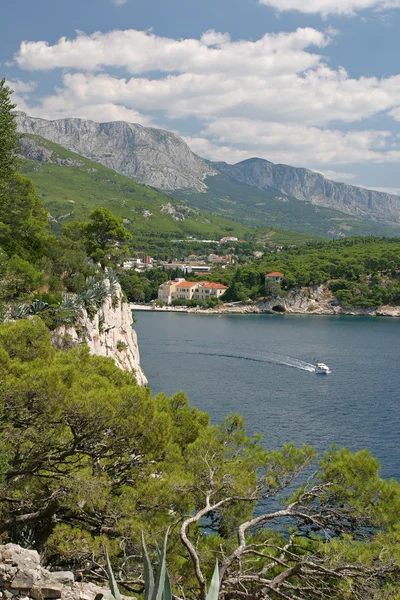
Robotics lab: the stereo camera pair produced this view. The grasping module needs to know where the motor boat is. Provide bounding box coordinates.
[315,362,331,374]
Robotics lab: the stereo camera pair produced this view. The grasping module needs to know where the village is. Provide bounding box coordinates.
[122,236,283,275]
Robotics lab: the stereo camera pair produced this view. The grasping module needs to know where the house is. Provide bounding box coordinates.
[174,281,199,301]
[220,236,238,244]
[158,280,229,304]
[158,279,185,304]
[195,282,228,300]
[265,272,284,283]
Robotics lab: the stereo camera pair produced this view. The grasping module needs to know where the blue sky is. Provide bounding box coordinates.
[3,0,400,192]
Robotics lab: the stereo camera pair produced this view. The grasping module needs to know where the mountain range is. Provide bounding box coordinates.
[16,112,400,237]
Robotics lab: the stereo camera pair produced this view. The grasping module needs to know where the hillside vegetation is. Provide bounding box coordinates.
[214,237,400,308]
[20,135,322,251]
[174,174,400,238]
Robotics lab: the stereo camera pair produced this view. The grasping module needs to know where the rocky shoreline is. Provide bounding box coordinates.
[131,284,400,318]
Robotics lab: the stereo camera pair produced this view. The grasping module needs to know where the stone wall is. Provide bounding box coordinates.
[0,545,124,600]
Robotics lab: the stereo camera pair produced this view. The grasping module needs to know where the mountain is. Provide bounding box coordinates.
[20,134,319,250]
[172,174,400,238]
[16,112,400,236]
[16,112,215,192]
[215,158,400,224]
[19,135,249,243]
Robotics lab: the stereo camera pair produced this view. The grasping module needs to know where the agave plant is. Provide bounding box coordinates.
[10,303,31,319]
[53,296,81,326]
[106,269,119,299]
[100,530,221,600]
[78,282,107,310]
[141,529,172,600]
[206,561,220,600]
[60,294,81,314]
[29,299,49,315]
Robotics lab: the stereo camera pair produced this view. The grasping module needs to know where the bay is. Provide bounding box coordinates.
[135,312,400,480]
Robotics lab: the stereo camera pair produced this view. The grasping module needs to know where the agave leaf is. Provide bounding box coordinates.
[163,567,172,600]
[105,547,122,600]
[155,544,172,600]
[206,561,220,600]
[141,531,155,600]
[152,527,170,600]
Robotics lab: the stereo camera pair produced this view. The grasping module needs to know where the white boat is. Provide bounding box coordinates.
[315,362,331,374]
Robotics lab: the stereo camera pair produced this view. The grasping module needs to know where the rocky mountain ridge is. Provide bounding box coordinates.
[215,158,400,224]
[16,112,215,192]
[16,112,400,227]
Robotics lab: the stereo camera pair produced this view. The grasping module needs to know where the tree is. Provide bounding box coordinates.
[0,174,49,259]
[0,320,399,599]
[0,79,20,196]
[83,208,132,267]
[264,279,281,300]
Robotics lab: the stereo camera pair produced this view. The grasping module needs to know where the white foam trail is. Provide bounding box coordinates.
[259,352,315,372]
[188,348,316,372]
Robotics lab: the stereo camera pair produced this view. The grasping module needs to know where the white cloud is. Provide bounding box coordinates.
[361,185,400,195]
[14,27,330,74]
[200,29,231,46]
[12,27,400,170]
[258,0,400,17]
[7,79,37,93]
[13,28,400,127]
[314,169,357,180]
[191,118,400,167]
[114,0,127,4]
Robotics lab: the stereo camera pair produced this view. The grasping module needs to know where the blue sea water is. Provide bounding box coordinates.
[135,312,400,480]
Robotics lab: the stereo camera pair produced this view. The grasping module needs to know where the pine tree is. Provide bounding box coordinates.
[0,79,20,194]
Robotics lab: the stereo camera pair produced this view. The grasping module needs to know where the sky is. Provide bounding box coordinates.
[2,0,400,193]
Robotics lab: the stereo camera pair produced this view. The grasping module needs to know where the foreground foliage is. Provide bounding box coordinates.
[0,319,399,599]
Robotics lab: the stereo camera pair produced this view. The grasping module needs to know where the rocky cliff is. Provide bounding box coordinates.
[16,112,215,192]
[52,282,148,387]
[216,158,400,224]
[0,544,131,600]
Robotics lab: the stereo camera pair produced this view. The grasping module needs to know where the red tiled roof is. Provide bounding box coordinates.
[201,282,228,289]
[265,272,284,277]
[176,281,198,288]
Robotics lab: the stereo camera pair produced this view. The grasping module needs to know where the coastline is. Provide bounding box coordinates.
[130,284,400,318]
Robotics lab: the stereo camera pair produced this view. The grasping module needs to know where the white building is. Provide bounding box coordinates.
[158,280,228,304]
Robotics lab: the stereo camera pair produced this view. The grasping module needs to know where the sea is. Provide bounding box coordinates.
[134,312,400,480]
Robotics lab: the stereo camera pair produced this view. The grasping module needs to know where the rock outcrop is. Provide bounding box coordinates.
[206,285,400,317]
[0,544,132,600]
[16,112,215,192]
[52,283,148,387]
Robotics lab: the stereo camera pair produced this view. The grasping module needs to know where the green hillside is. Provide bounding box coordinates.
[173,174,400,238]
[20,135,321,250]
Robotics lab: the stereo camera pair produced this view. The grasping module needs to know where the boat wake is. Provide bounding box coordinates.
[186,350,316,372]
